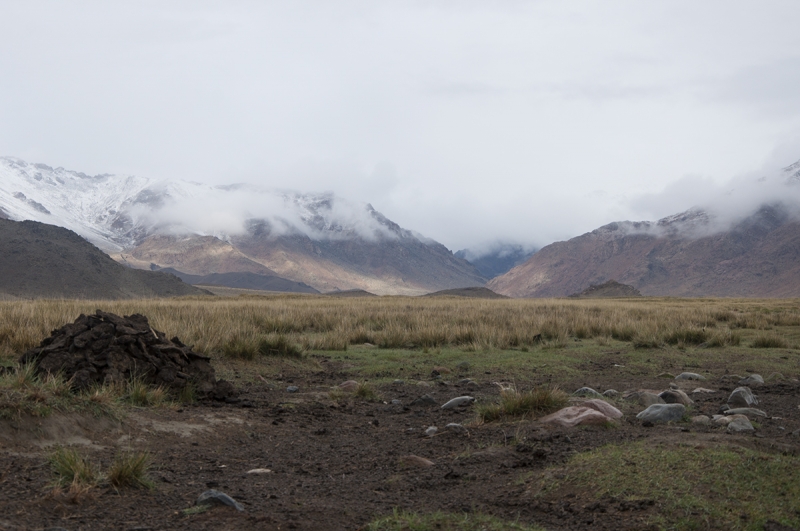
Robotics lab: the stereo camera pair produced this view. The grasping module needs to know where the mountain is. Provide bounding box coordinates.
[568,280,642,298]
[456,243,537,279]
[488,203,800,297]
[0,219,209,299]
[0,157,485,295]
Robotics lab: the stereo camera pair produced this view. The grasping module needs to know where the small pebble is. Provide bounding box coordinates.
[425,426,438,436]
[286,386,299,393]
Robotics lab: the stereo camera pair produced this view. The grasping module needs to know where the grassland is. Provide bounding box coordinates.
[2,294,800,530]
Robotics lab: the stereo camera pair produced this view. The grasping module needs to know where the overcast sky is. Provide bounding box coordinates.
[2,1,800,253]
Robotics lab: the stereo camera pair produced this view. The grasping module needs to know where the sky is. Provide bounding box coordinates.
[2,1,800,254]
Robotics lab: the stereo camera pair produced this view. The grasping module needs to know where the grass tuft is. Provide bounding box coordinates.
[354,381,379,400]
[49,447,98,490]
[476,386,568,423]
[126,378,166,407]
[366,509,545,531]
[107,451,154,489]
[750,333,789,349]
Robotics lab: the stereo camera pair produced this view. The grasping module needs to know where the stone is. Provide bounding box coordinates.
[657,372,675,379]
[337,380,359,392]
[391,399,402,406]
[658,389,694,406]
[738,374,764,386]
[399,455,434,467]
[392,379,404,385]
[713,415,732,426]
[246,468,273,474]
[581,398,623,419]
[724,408,767,418]
[196,489,244,511]
[456,361,470,370]
[728,387,758,407]
[410,394,437,407]
[691,388,716,394]
[539,406,613,427]
[416,381,433,387]
[602,389,619,398]
[691,415,710,425]
[286,386,299,393]
[636,403,686,424]
[626,391,665,407]
[425,426,438,437]
[675,372,706,381]
[572,387,603,399]
[727,416,755,433]
[441,396,475,410]
[432,366,452,374]
[445,423,468,434]
[457,378,473,385]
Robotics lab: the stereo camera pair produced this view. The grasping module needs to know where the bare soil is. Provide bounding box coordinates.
[1,358,799,531]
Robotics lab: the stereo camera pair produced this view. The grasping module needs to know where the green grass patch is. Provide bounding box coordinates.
[476,387,568,423]
[750,333,789,349]
[540,441,800,530]
[49,447,99,489]
[366,509,545,531]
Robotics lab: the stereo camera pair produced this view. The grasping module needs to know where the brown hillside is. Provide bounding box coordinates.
[488,205,800,298]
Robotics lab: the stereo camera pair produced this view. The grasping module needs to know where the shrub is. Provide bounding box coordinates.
[107,452,154,489]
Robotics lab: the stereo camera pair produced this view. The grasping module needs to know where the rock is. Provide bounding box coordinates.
[441,396,475,410]
[581,398,623,419]
[724,408,767,418]
[636,403,686,424]
[691,388,716,394]
[572,387,603,399]
[425,426,438,436]
[626,391,665,407]
[657,372,675,379]
[432,366,451,374]
[286,386,299,393]
[602,389,619,398]
[727,416,755,433]
[416,381,433,387]
[457,378,473,385]
[18,310,231,399]
[713,415,732,426]
[410,394,437,407]
[391,399,402,406]
[246,468,272,474]
[445,423,468,434]
[658,389,694,406]
[540,406,613,427]
[691,415,710,425]
[738,374,764,386]
[399,455,434,467]
[337,380,359,392]
[196,489,244,511]
[675,372,706,381]
[391,379,404,385]
[456,361,470,370]
[728,387,758,407]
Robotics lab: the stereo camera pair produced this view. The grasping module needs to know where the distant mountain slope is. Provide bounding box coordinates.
[568,280,642,298]
[0,157,485,295]
[158,268,319,294]
[456,244,537,279]
[0,219,209,299]
[488,204,800,297]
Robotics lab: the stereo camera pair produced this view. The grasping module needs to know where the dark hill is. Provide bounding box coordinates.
[423,287,509,299]
[158,268,320,294]
[0,219,210,299]
[568,280,642,298]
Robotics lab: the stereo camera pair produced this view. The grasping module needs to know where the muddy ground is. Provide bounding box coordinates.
[1,357,799,531]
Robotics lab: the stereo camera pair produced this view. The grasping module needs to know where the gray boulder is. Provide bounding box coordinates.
[738,374,764,386]
[675,372,706,381]
[196,489,244,511]
[573,387,604,399]
[636,403,686,424]
[728,387,758,407]
[724,408,767,418]
[658,389,694,406]
[626,391,666,407]
[727,416,755,433]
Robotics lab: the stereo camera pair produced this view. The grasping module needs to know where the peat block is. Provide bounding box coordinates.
[19,310,234,400]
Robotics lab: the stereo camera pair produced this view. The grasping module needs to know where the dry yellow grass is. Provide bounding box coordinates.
[1,295,798,362]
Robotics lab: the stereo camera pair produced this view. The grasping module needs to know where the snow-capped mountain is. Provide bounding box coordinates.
[0,157,485,294]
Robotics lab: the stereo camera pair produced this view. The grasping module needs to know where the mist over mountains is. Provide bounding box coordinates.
[0,157,484,295]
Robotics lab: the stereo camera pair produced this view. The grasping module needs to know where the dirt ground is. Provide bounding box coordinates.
[1,357,799,531]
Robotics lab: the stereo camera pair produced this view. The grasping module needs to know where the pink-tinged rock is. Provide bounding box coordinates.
[581,399,623,419]
[539,406,612,427]
[337,380,359,392]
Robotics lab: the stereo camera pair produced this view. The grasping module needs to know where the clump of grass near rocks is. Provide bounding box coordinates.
[126,378,167,407]
[354,381,379,400]
[476,387,567,423]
